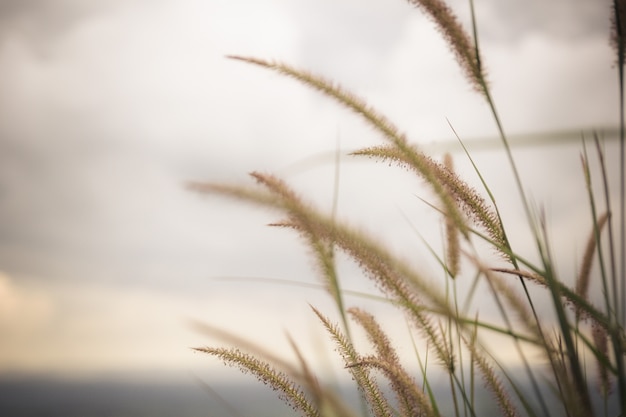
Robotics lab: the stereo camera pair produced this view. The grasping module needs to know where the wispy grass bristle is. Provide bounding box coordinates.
[193,346,320,417]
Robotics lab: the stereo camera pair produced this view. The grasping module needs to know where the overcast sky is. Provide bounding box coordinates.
[0,0,621,382]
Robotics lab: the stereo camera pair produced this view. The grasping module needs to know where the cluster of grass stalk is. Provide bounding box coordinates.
[189,1,626,416]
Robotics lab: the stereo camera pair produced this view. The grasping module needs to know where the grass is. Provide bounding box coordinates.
[188,1,626,416]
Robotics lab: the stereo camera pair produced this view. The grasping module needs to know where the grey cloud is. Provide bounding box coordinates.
[285,0,411,85]
[0,0,93,54]
[0,0,617,291]
[0,0,147,50]
[454,0,613,42]
[278,0,615,96]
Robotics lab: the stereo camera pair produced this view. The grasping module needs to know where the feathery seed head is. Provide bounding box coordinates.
[591,323,612,396]
[611,0,626,65]
[575,212,610,321]
[443,153,461,277]
[194,347,320,417]
[406,0,487,92]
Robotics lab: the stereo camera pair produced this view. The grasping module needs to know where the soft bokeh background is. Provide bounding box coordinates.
[0,0,620,398]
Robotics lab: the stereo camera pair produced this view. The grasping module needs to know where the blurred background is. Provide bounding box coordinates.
[0,0,620,415]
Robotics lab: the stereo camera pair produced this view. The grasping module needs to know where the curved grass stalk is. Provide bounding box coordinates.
[466,7,601,413]
[581,140,614,325]
[462,4,559,412]
[594,132,626,406]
